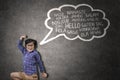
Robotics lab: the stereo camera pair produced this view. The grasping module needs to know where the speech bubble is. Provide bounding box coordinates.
[40,4,110,45]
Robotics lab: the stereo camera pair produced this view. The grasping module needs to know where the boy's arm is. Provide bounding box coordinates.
[35,53,48,78]
[17,35,26,54]
[35,53,45,72]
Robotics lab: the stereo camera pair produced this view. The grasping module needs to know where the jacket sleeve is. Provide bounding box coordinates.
[35,52,45,72]
[17,40,25,55]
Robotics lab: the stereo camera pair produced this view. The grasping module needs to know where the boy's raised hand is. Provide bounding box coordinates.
[20,35,27,40]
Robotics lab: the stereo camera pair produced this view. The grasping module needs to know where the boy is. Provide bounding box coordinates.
[10,35,47,80]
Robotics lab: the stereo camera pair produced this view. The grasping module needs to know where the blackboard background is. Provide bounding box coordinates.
[0,0,120,80]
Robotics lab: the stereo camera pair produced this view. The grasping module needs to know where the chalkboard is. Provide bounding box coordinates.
[0,0,120,80]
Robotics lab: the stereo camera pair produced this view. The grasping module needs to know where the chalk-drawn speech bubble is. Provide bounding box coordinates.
[40,4,110,45]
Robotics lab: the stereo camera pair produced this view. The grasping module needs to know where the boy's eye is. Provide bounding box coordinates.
[27,45,33,46]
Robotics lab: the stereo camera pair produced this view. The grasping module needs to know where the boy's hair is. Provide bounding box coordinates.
[25,39,38,49]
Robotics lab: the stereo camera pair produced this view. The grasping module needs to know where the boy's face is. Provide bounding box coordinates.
[26,42,35,52]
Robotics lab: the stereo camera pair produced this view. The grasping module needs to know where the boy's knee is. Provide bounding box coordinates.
[10,72,13,77]
[10,72,14,78]
[10,72,20,78]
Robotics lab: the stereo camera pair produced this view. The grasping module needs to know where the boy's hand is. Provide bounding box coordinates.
[41,72,48,78]
[20,35,27,40]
